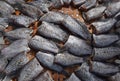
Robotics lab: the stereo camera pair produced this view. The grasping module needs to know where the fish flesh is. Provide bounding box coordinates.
[18,58,43,81]
[37,21,68,42]
[1,39,30,59]
[29,35,59,53]
[54,52,83,66]
[93,34,119,47]
[93,47,120,61]
[64,35,92,56]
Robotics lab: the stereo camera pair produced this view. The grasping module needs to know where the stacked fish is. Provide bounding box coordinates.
[0,0,120,81]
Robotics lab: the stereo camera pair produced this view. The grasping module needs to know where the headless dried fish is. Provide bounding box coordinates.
[62,15,91,40]
[91,61,120,77]
[5,28,33,40]
[79,0,97,11]
[9,15,35,27]
[18,58,43,81]
[75,63,105,81]
[37,21,68,42]
[83,6,106,21]
[93,34,119,47]
[72,0,86,6]
[65,73,81,81]
[18,3,43,19]
[93,47,120,61]
[40,11,65,24]
[34,71,53,81]
[64,35,92,56]
[108,73,120,81]
[5,52,29,76]
[29,35,59,53]
[62,0,71,5]
[36,51,54,68]
[0,1,15,17]
[91,18,116,34]
[105,2,120,17]
[1,39,30,59]
[51,0,64,8]
[54,52,83,66]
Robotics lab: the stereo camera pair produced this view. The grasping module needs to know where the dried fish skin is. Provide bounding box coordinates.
[65,73,81,81]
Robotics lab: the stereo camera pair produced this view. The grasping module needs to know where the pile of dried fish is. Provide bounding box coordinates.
[0,0,120,81]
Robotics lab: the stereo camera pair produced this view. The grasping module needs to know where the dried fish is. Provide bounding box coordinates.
[63,0,71,5]
[72,0,86,6]
[18,58,43,81]
[37,21,68,42]
[108,73,120,81]
[65,73,81,81]
[64,35,92,56]
[29,35,59,53]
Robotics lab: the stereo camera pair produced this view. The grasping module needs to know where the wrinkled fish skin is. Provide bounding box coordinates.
[65,73,81,81]
[64,35,92,56]
[18,3,43,19]
[83,6,106,21]
[105,2,120,17]
[54,52,83,66]
[9,15,35,27]
[37,21,68,42]
[80,0,97,11]
[40,11,65,24]
[34,71,54,81]
[93,34,119,47]
[72,0,86,6]
[51,0,64,8]
[5,0,25,6]
[0,18,8,29]
[75,63,105,81]
[62,15,91,40]
[91,61,120,77]
[18,58,43,81]
[0,55,8,73]
[0,1,15,17]
[1,39,30,59]
[108,73,120,81]
[28,0,52,13]
[62,0,71,5]
[36,51,54,68]
[29,35,59,53]
[93,47,120,61]
[5,28,33,40]
[4,52,29,76]
[91,18,116,34]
